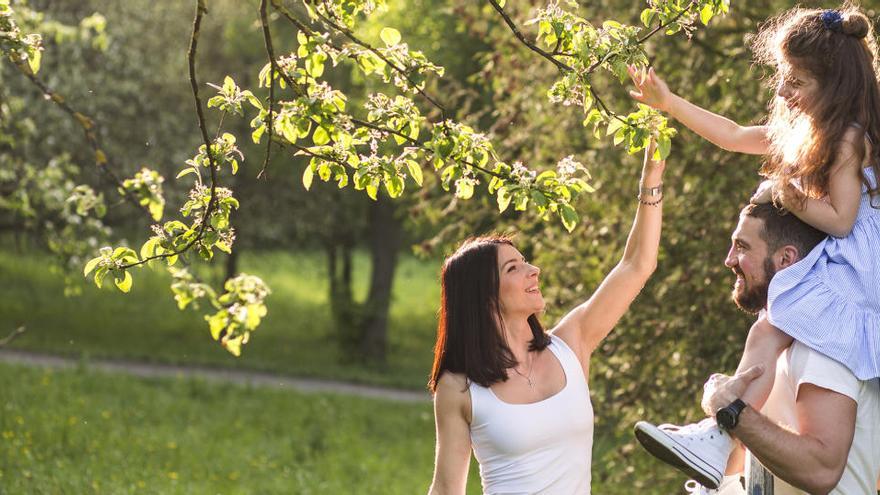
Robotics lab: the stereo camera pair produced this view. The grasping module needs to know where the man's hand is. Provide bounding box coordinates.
[701,365,764,416]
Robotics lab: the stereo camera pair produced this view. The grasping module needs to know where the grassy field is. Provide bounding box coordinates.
[0,361,485,494]
[1,248,440,389]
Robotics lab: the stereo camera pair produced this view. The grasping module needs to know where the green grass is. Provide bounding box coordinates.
[0,248,440,389]
[0,361,484,494]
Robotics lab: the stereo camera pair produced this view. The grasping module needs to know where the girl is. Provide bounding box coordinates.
[428,142,665,494]
[629,5,880,492]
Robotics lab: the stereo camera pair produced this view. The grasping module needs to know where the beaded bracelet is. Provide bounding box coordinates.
[637,194,663,206]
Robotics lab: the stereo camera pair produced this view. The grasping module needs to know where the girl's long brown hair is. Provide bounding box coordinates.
[428,235,549,394]
[752,4,880,205]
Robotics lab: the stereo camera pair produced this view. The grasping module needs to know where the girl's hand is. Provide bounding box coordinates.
[628,66,672,112]
[751,180,774,204]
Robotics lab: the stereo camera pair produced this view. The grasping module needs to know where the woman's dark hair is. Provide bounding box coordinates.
[428,235,549,394]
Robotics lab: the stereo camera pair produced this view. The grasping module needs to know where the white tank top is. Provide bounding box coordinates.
[469,336,594,494]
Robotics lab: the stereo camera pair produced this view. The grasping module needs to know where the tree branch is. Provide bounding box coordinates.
[121,0,221,269]
[309,1,447,117]
[0,326,25,347]
[257,0,276,180]
[485,0,573,72]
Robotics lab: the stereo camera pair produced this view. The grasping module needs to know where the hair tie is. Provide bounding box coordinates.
[821,10,844,33]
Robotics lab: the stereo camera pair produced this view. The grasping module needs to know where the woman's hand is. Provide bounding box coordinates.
[628,66,672,112]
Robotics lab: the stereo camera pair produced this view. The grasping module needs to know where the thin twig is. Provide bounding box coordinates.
[0,326,25,347]
[485,0,573,72]
[257,0,275,180]
[285,0,447,117]
[121,0,220,269]
[638,1,698,44]
[11,61,151,215]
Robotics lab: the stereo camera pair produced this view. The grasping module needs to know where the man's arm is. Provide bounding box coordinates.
[734,385,856,494]
[704,367,857,494]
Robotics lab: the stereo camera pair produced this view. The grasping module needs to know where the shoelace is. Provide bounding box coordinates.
[660,418,722,438]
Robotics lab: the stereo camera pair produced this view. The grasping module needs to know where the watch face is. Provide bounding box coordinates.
[717,409,734,429]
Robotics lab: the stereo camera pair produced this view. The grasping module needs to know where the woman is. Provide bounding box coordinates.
[427,141,666,494]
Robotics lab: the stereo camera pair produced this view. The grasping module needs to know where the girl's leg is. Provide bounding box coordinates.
[735,315,793,410]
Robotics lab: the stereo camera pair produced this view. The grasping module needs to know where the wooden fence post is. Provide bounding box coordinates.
[745,453,774,494]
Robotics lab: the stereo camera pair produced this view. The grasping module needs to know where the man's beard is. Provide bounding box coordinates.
[732,257,777,314]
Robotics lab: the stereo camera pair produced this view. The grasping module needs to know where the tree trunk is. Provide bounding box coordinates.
[359,195,402,364]
[326,234,359,357]
[224,243,239,283]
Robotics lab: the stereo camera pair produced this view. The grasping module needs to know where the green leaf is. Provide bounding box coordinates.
[366,182,379,201]
[498,0,505,7]
[223,75,235,93]
[385,175,405,198]
[215,241,232,254]
[455,180,473,200]
[140,237,159,261]
[606,119,625,136]
[313,127,330,146]
[406,160,423,187]
[149,201,163,222]
[27,50,41,74]
[305,54,324,78]
[640,8,655,28]
[559,204,579,233]
[700,4,714,25]
[530,190,549,208]
[655,134,671,160]
[114,271,133,293]
[83,257,102,277]
[251,124,266,144]
[94,266,109,289]
[176,167,199,180]
[380,27,401,46]
[497,187,512,213]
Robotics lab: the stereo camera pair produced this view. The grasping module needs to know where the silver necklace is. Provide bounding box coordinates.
[513,353,535,388]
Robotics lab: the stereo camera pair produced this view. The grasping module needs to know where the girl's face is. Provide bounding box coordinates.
[496,244,544,319]
[776,60,821,114]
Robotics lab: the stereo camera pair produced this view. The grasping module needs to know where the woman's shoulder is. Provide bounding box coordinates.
[434,371,472,422]
[437,371,469,391]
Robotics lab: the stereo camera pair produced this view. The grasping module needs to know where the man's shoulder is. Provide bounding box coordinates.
[784,341,861,402]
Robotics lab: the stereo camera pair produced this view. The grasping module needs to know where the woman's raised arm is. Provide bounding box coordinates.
[552,141,665,360]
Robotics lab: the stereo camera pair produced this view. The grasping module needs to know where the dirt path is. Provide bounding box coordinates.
[0,348,429,403]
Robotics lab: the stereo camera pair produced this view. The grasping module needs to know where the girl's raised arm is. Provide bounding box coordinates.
[629,66,770,155]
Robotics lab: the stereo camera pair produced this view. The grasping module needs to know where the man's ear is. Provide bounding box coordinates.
[776,245,801,269]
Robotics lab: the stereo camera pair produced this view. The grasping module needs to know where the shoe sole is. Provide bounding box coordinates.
[633,421,722,489]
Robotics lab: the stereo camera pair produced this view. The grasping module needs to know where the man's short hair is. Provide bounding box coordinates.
[741,202,827,258]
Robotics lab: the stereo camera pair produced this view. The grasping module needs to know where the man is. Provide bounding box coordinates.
[637,202,880,494]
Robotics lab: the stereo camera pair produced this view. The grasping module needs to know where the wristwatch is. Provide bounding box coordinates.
[639,183,663,197]
[716,399,748,431]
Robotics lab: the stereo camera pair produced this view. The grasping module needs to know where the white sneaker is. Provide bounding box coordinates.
[685,476,744,494]
[634,418,734,489]
[685,479,717,494]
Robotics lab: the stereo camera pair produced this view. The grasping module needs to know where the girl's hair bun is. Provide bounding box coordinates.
[842,11,870,39]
